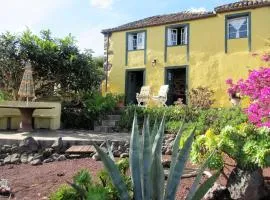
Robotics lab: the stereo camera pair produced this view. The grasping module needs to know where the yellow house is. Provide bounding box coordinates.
[102,0,270,106]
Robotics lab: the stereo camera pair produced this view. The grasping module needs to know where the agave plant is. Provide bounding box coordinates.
[94,114,220,200]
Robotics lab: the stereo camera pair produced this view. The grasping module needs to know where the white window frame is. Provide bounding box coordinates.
[128,32,145,51]
[167,26,188,46]
[227,16,248,39]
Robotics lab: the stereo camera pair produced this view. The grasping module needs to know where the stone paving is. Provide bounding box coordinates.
[0,129,130,146]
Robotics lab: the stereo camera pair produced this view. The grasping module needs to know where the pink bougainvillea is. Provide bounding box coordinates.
[226,53,270,127]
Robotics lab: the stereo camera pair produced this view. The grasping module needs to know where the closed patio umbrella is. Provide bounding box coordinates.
[18,62,35,105]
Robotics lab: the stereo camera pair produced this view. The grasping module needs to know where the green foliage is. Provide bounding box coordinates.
[49,184,78,200]
[0,29,104,99]
[95,115,220,200]
[97,158,132,200]
[191,124,270,170]
[50,169,110,200]
[119,105,247,135]
[61,92,120,129]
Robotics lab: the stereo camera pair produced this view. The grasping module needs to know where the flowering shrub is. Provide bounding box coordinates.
[226,53,270,127]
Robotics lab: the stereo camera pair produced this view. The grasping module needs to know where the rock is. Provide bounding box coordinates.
[56,155,66,161]
[43,158,54,163]
[227,167,267,200]
[11,146,19,154]
[113,150,121,157]
[165,148,172,155]
[111,142,118,151]
[20,153,28,164]
[51,153,60,160]
[19,137,39,153]
[0,161,4,166]
[92,153,100,161]
[204,183,231,200]
[57,172,65,177]
[162,159,171,168]
[120,153,129,158]
[30,159,42,166]
[0,154,7,159]
[51,137,64,153]
[42,148,54,158]
[27,155,34,162]
[3,155,11,164]
[33,153,43,161]
[10,153,20,164]
[0,179,11,196]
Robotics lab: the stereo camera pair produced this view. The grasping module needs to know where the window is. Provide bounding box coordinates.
[167,26,187,46]
[227,16,248,39]
[128,32,145,50]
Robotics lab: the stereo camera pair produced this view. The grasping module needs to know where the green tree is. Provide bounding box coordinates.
[0,29,104,99]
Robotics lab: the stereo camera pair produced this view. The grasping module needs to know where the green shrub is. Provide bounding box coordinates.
[50,169,110,200]
[61,92,120,129]
[191,124,270,170]
[49,184,78,200]
[188,87,215,109]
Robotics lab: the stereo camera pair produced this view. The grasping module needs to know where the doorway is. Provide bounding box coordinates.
[165,67,187,105]
[125,69,145,104]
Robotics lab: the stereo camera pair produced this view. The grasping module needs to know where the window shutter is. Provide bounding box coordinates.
[137,32,145,49]
[184,26,188,45]
[128,34,133,50]
[167,28,172,46]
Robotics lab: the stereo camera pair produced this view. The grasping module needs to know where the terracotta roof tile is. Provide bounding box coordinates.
[102,0,270,34]
[215,0,270,13]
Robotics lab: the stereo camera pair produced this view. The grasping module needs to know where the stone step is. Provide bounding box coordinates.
[94,126,115,133]
[107,115,121,121]
[102,120,117,126]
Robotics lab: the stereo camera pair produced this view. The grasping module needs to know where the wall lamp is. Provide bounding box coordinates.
[151,59,157,67]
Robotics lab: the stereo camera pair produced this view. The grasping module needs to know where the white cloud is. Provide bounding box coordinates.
[188,7,207,13]
[90,0,114,9]
[0,0,68,33]
[77,26,105,56]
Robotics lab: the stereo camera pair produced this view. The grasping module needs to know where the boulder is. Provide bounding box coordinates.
[204,183,231,200]
[92,153,100,161]
[56,155,66,161]
[0,154,7,159]
[20,153,28,164]
[30,159,42,166]
[51,137,64,153]
[3,155,11,164]
[113,150,121,157]
[165,148,172,155]
[10,153,20,164]
[19,137,39,153]
[51,153,60,160]
[42,148,54,158]
[27,155,34,163]
[162,159,171,168]
[43,158,54,163]
[227,167,268,200]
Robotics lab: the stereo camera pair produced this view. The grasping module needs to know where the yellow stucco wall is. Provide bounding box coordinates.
[104,7,270,107]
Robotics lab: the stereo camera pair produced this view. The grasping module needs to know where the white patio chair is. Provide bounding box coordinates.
[136,86,151,107]
[152,85,169,107]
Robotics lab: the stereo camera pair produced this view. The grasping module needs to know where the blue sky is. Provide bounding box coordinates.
[0,0,236,56]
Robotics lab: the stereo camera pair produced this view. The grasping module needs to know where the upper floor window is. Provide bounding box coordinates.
[227,16,248,39]
[167,26,187,46]
[128,32,145,51]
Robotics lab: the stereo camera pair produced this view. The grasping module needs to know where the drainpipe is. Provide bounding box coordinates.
[105,32,111,93]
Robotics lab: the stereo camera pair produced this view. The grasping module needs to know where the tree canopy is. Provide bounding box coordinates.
[0,29,104,100]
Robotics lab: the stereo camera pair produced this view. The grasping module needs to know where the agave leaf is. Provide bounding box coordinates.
[189,171,221,200]
[93,143,129,200]
[151,118,158,145]
[168,121,185,182]
[164,128,196,200]
[106,140,115,161]
[142,116,152,200]
[129,113,143,200]
[152,115,165,158]
[151,152,165,200]
[186,150,217,200]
